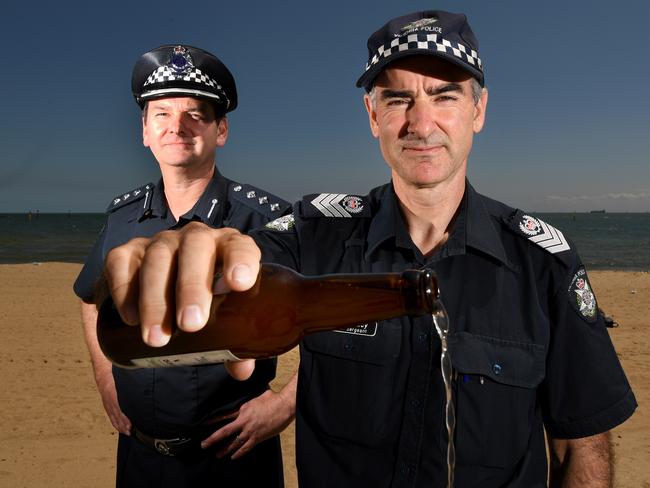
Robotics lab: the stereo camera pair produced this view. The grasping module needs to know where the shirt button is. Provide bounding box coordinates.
[417,333,428,343]
[492,363,502,375]
[399,462,410,476]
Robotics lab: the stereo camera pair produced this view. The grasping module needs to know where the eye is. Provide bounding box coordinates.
[386,98,409,106]
[435,95,458,102]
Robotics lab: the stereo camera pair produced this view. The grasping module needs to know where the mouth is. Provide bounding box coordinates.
[402,144,444,155]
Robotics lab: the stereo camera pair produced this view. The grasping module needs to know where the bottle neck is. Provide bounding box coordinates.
[294,268,438,333]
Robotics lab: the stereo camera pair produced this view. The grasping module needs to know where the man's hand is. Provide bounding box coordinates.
[96,369,131,435]
[201,373,298,459]
[102,222,262,380]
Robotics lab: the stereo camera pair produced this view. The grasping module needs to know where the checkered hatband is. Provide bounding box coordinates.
[144,66,222,89]
[364,32,482,74]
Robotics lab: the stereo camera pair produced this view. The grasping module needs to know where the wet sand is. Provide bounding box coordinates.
[0,263,647,487]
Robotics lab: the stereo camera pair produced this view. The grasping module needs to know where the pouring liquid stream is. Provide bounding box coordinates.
[432,301,455,488]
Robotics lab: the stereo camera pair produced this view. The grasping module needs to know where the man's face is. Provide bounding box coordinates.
[142,97,228,170]
[364,56,487,190]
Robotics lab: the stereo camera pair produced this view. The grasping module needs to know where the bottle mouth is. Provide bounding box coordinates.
[421,268,439,313]
[401,268,439,314]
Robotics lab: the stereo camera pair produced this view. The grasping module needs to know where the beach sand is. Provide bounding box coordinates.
[0,263,647,487]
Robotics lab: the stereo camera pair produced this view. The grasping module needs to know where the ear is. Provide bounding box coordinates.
[473,88,488,134]
[216,117,229,147]
[142,113,150,148]
[363,93,380,139]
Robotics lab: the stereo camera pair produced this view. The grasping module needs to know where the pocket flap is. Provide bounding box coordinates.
[302,319,401,365]
[449,331,545,388]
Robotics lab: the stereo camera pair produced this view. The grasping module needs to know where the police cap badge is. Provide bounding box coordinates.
[132,44,237,113]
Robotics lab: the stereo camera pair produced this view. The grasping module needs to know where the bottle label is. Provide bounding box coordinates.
[131,350,242,368]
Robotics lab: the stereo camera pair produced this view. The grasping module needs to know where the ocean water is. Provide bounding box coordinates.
[0,212,649,270]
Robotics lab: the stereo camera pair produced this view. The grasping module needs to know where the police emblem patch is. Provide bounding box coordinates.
[168,46,194,74]
[519,215,542,236]
[569,267,598,322]
[265,214,295,232]
[401,17,438,33]
[342,195,364,214]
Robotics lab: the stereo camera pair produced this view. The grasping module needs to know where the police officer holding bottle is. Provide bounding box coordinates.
[99,11,637,488]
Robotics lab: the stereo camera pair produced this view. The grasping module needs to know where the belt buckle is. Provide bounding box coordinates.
[154,439,173,456]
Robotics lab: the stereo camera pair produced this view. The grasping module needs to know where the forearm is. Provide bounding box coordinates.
[275,371,298,422]
[80,300,113,383]
[549,432,613,488]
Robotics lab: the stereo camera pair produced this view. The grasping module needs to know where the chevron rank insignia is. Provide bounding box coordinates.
[568,266,598,323]
[303,193,370,218]
[515,213,570,254]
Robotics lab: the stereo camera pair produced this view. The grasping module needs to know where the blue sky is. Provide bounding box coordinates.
[1,0,648,212]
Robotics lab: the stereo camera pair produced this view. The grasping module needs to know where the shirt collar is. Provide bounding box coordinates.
[181,168,228,224]
[366,180,507,265]
[138,168,228,225]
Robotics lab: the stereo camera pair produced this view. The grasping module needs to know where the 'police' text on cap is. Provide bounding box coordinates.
[356,10,484,91]
[132,45,238,113]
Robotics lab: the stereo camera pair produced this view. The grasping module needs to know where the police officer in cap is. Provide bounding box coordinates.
[74,44,291,487]
[100,11,637,488]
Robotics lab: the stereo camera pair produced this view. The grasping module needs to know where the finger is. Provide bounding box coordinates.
[216,433,248,459]
[175,222,219,332]
[201,422,241,449]
[224,359,256,381]
[175,227,261,332]
[138,231,180,346]
[104,237,148,325]
[231,436,255,460]
[216,232,262,292]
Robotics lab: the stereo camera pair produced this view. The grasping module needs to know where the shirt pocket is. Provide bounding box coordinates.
[449,331,546,468]
[300,319,403,446]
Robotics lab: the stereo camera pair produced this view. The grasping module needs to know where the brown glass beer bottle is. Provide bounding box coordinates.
[97,263,439,368]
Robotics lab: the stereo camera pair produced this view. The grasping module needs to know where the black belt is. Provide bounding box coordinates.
[132,427,201,457]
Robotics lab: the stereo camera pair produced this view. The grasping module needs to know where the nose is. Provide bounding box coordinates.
[168,112,188,135]
[405,98,435,139]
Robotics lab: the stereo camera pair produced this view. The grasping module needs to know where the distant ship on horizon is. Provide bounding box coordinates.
[589,209,606,213]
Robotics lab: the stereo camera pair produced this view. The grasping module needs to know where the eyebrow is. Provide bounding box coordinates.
[380,83,465,100]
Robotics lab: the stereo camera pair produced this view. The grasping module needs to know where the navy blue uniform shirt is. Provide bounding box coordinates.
[251,181,636,488]
[74,169,290,437]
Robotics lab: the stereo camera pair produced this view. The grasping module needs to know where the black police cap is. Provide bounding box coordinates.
[132,44,237,113]
[356,10,484,91]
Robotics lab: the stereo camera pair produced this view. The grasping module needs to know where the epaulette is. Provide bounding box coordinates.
[506,209,573,262]
[229,182,290,218]
[106,183,153,213]
[300,193,371,218]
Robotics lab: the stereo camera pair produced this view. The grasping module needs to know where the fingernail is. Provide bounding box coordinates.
[232,264,253,284]
[200,441,206,449]
[146,324,169,347]
[181,305,204,332]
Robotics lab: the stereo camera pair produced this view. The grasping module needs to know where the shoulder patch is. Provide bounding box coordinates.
[302,193,371,218]
[568,266,598,323]
[508,210,571,255]
[265,214,295,232]
[229,182,290,217]
[106,183,153,213]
